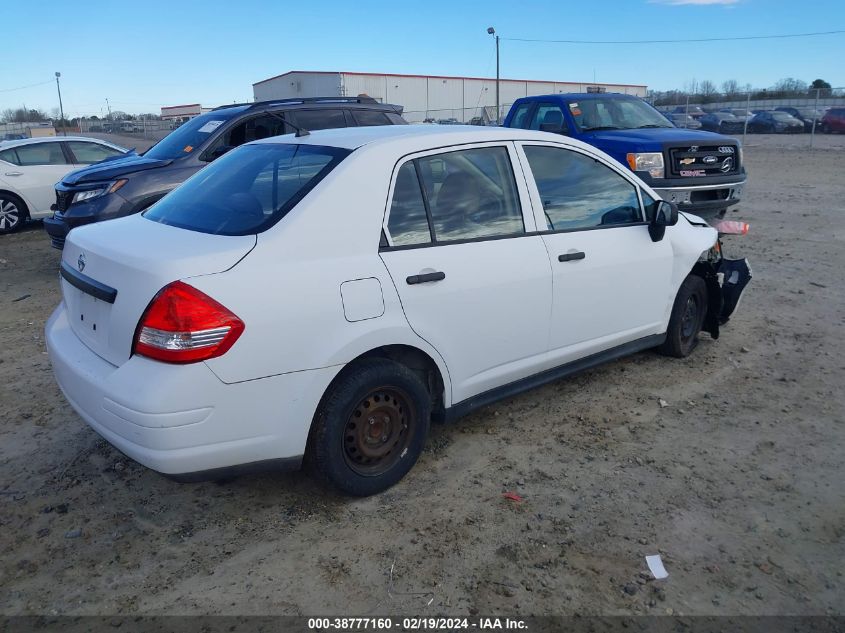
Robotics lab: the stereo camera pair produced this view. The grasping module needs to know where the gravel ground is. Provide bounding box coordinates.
[0,135,843,617]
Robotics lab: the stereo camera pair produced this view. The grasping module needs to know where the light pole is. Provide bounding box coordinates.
[487,27,499,124]
[55,72,66,136]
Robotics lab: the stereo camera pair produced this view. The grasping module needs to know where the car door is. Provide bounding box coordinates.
[0,142,72,216]
[379,143,553,404]
[515,142,673,362]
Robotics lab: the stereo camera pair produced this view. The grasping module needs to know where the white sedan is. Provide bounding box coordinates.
[45,125,750,495]
[0,136,127,234]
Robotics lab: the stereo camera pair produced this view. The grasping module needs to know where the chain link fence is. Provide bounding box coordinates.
[650,87,845,148]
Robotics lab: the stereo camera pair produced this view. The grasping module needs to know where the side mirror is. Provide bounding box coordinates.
[648,200,679,242]
[206,145,234,162]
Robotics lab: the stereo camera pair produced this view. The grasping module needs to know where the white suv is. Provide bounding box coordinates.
[45,125,750,495]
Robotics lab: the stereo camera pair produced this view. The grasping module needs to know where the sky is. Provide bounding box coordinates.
[2,0,843,118]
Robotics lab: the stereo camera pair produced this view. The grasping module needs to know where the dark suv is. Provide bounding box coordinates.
[44,97,406,248]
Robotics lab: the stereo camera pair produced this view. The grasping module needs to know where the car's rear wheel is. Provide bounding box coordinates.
[659,275,708,358]
[0,192,27,235]
[309,358,431,496]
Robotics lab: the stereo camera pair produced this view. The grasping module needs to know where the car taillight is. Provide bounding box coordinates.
[133,281,244,364]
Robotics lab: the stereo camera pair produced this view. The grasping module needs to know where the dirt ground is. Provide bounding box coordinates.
[1,135,843,617]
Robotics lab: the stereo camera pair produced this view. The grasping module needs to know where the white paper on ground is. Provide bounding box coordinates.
[646,554,669,579]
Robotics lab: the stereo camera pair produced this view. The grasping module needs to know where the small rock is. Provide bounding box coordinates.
[113,461,126,472]
[517,479,525,486]
[623,583,639,595]
[740,346,750,353]
[658,399,668,408]
[37,528,50,538]
[65,529,82,539]
[55,504,69,514]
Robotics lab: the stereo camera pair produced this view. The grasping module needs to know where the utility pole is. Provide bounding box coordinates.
[105,98,112,120]
[487,27,500,124]
[55,72,66,136]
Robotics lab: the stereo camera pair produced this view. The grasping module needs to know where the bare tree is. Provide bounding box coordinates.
[699,80,718,103]
[721,79,740,98]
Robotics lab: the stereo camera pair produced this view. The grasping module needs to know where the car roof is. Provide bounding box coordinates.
[0,135,124,149]
[518,92,641,102]
[249,123,598,153]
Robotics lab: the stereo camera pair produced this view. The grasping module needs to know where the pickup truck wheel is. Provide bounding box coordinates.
[659,275,708,358]
[0,193,27,235]
[309,358,431,496]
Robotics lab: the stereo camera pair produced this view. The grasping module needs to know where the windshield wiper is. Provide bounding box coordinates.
[265,110,310,137]
[636,124,671,129]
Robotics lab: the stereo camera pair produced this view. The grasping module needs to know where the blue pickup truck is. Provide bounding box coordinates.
[503,93,746,219]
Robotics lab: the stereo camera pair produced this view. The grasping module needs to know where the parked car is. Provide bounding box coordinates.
[44,97,407,249]
[45,125,751,495]
[1,133,27,142]
[0,137,128,234]
[503,94,747,219]
[820,107,845,133]
[672,105,706,119]
[699,112,745,134]
[720,109,754,123]
[747,111,804,134]
[775,107,824,132]
[120,122,142,133]
[667,113,702,130]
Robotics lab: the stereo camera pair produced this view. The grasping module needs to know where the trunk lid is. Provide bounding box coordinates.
[60,214,255,367]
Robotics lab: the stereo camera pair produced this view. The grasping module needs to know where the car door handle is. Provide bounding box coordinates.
[558,251,586,262]
[4,172,23,177]
[406,271,446,285]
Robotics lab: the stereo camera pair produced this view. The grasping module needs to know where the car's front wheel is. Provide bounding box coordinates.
[0,192,27,235]
[309,358,431,496]
[659,275,708,358]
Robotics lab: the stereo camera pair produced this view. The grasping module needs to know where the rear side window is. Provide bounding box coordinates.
[0,149,19,165]
[387,163,431,246]
[144,143,350,236]
[529,104,568,133]
[523,145,641,231]
[5,143,68,166]
[352,111,391,126]
[509,103,533,129]
[385,146,524,245]
[293,110,347,131]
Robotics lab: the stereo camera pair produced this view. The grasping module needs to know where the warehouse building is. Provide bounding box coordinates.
[252,70,647,123]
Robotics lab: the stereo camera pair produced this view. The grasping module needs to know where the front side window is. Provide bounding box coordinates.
[144,143,350,236]
[6,143,68,166]
[67,141,124,164]
[523,145,642,231]
[385,146,524,245]
[205,113,290,158]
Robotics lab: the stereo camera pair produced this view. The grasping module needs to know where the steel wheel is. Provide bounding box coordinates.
[0,196,23,234]
[343,386,415,476]
[680,294,701,341]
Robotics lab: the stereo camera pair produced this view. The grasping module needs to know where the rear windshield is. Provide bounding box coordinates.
[144,108,246,160]
[143,143,351,235]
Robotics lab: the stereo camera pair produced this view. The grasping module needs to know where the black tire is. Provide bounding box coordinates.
[308,358,431,496]
[659,275,708,358]
[0,192,27,235]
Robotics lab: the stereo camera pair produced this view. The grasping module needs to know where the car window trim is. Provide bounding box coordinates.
[514,141,647,233]
[381,141,533,249]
